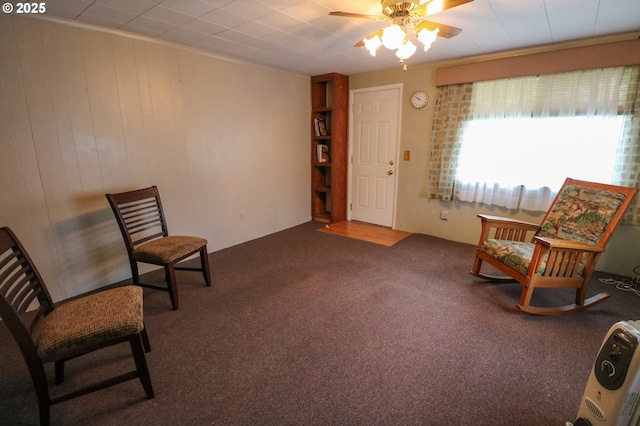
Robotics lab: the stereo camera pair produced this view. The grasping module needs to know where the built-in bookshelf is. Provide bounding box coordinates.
[311,73,349,223]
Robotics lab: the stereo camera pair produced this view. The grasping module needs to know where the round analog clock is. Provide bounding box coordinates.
[411,90,429,109]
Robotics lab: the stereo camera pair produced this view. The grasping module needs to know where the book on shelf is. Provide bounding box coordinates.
[314,118,328,136]
[316,144,329,163]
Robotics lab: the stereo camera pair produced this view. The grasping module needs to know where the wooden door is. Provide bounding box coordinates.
[350,86,401,227]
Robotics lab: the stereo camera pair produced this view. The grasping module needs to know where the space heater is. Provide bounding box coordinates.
[570,321,640,426]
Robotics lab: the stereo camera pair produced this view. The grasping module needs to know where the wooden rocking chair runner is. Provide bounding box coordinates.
[106,186,211,310]
[471,178,637,315]
[0,227,154,426]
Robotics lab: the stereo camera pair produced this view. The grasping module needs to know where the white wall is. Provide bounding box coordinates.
[0,15,311,302]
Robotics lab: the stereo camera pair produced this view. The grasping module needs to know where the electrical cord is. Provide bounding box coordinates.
[600,266,640,297]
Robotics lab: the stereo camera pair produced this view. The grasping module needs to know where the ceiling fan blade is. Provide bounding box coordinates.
[414,20,463,38]
[354,29,384,47]
[414,0,473,17]
[329,11,386,21]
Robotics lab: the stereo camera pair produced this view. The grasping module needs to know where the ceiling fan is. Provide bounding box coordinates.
[330,0,473,69]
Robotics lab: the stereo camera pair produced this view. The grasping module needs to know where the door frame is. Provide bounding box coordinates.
[348,83,404,228]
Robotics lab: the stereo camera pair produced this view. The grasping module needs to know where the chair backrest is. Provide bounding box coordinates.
[106,186,169,253]
[0,227,54,362]
[537,178,637,247]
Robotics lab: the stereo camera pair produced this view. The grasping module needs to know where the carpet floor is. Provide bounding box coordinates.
[1,221,639,425]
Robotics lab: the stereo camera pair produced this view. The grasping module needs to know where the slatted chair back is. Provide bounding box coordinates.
[0,227,54,360]
[106,186,169,254]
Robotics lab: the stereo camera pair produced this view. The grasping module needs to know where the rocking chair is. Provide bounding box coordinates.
[471,178,637,315]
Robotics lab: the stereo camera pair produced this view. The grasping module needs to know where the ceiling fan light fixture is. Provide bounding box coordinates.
[396,40,417,60]
[363,35,382,56]
[332,0,471,70]
[417,27,439,51]
[381,24,406,50]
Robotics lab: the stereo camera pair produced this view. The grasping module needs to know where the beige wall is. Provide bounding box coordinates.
[350,37,640,277]
[0,15,311,302]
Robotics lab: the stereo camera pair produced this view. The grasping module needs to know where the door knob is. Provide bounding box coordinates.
[388,170,393,175]
[389,160,394,165]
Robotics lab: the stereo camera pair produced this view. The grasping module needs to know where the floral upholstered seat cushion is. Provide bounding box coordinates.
[481,238,589,277]
[481,239,538,276]
[537,184,626,245]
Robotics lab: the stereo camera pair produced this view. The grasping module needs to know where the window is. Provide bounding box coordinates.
[429,65,640,221]
[455,116,625,209]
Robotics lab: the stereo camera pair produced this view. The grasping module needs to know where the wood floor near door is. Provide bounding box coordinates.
[317,221,411,247]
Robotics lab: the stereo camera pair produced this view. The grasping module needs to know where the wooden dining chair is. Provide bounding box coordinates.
[106,186,211,310]
[0,226,154,426]
[471,178,637,315]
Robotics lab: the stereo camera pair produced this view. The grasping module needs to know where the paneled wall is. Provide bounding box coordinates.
[0,15,311,302]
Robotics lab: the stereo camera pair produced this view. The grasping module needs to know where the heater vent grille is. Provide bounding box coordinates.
[585,397,606,421]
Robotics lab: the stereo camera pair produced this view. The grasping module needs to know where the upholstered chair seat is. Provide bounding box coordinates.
[34,286,144,358]
[133,236,208,265]
[480,239,587,277]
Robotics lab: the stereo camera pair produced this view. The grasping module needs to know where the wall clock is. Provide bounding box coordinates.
[411,90,429,109]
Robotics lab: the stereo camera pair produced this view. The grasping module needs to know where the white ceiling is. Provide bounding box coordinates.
[41,0,640,76]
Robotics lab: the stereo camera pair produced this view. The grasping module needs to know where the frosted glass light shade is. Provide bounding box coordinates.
[363,35,382,56]
[396,40,417,60]
[381,24,406,50]
[417,27,439,51]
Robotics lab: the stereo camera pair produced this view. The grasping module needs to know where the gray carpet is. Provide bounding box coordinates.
[1,221,638,425]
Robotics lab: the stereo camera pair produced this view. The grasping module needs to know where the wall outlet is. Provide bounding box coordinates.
[240,211,246,222]
[440,210,449,221]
